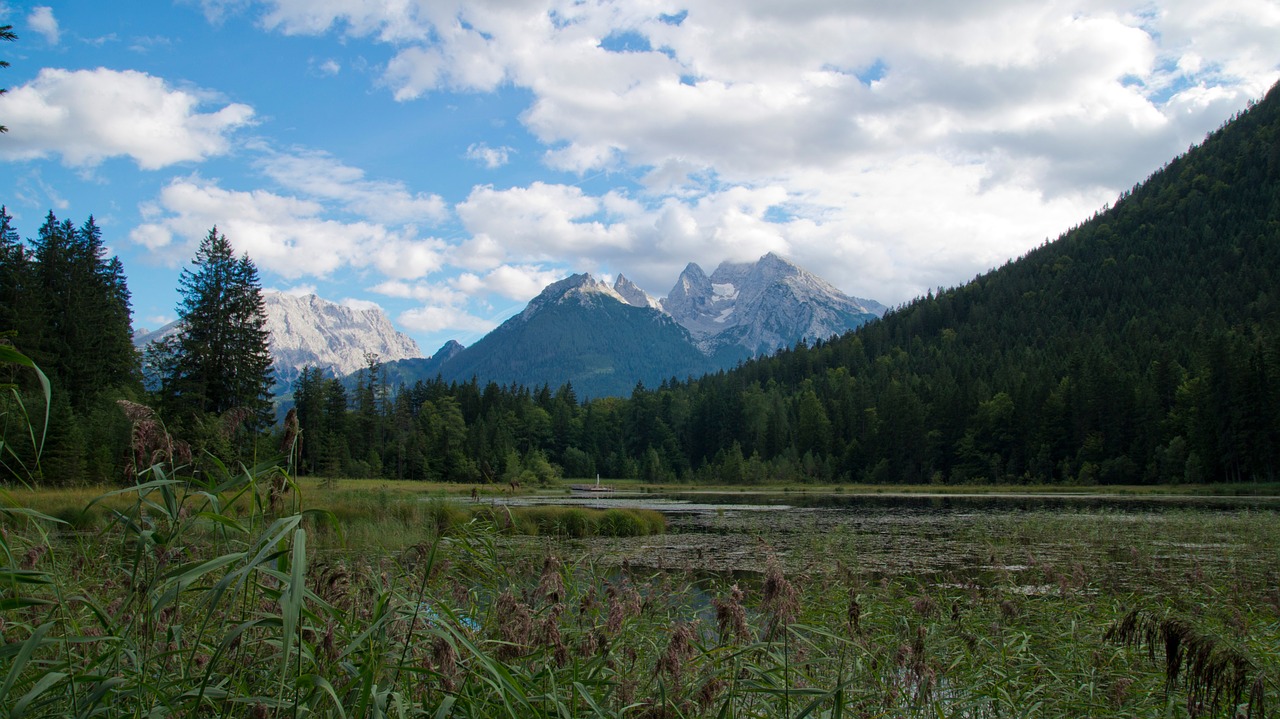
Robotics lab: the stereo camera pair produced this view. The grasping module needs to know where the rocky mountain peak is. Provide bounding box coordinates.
[613,274,659,309]
[432,339,465,360]
[136,292,424,391]
[662,253,884,357]
[262,292,422,384]
[521,273,627,319]
[661,262,714,322]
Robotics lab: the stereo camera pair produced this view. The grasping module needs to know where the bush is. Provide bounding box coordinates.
[598,508,643,537]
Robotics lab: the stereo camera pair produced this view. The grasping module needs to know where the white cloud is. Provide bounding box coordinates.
[456,182,633,262]
[341,297,383,312]
[466,142,514,169]
[318,59,341,76]
[0,68,254,169]
[452,234,508,271]
[398,304,495,334]
[271,284,317,297]
[27,6,58,44]
[256,148,448,225]
[201,0,1280,309]
[130,177,439,280]
[474,264,567,301]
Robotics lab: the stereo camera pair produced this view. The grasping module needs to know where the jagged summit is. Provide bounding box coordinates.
[436,271,704,399]
[661,253,884,358]
[262,293,421,384]
[614,273,660,309]
[371,254,883,397]
[135,292,422,391]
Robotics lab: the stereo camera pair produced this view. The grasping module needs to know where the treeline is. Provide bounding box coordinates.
[1,218,275,486]
[290,82,1280,487]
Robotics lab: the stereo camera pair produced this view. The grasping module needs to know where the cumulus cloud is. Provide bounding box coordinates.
[375,262,568,336]
[465,142,513,168]
[398,304,495,334]
[27,6,58,44]
[196,0,1280,317]
[130,176,439,280]
[268,283,318,297]
[0,68,254,169]
[341,297,384,312]
[456,182,633,262]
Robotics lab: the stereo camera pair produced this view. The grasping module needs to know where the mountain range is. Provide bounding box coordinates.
[131,253,878,399]
[375,253,884,398]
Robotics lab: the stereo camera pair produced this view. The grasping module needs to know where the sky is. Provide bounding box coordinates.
[0,1,1277,355]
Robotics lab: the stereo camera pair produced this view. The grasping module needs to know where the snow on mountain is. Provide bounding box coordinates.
[662,253,885,357]
[263,292,422,384]
[437,272,704,399]
[134,292,423,390]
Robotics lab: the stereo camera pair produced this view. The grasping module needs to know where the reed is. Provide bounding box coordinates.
[4,479,1279,717]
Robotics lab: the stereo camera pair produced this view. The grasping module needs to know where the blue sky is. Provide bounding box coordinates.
[1,1,1277,355]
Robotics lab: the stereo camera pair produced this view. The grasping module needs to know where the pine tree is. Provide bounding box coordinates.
[159,227,274,426]
[0,24,15,133]
[26,212,135,412]
[0,206,33,339]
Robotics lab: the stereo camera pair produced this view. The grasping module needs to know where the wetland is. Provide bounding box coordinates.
[4,478,1279,717]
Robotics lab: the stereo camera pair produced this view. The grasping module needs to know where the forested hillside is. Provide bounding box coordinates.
[292,82,1280,486]
[668,81,1280,485]
[0,209,138,483]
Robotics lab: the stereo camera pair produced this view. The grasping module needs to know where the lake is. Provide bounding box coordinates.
[494,490,1280,589]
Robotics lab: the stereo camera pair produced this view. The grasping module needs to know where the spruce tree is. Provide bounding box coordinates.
[26,212,136,412]
[0,24,15,133]
[0,206,33,339]
[159,227,273,426]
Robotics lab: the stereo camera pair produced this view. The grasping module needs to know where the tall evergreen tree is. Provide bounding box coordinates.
[24,212,136,412]
[158,227,273,425]
[0,24,15,134]
[0,206,33,339]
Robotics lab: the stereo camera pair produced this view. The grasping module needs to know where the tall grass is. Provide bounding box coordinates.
[6,464,1278,717]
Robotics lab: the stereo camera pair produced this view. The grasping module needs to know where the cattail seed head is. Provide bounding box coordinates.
[713,583,750,644]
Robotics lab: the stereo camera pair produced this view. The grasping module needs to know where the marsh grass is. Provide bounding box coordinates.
[0,346,1276,718]
[5,461,1278,718]
[7,473,1280,711]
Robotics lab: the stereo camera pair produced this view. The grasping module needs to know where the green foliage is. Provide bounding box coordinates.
[3,478,1276,717]
[0,344,50,486]
[0,24,14,133]
[156,227,273,432]
[0,209,138,485]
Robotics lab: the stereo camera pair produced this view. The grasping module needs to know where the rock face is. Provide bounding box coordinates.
[662,253,886,359]
[371,253,885,398]
[613,273,661,309]
[134,292,423,391]
[262,293,422,385]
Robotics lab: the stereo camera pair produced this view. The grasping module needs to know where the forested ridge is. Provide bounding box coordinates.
[659,81,1280,485]
[4,83,1280,487]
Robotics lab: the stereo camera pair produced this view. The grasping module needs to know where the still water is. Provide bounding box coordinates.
[502,490,1280,586]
